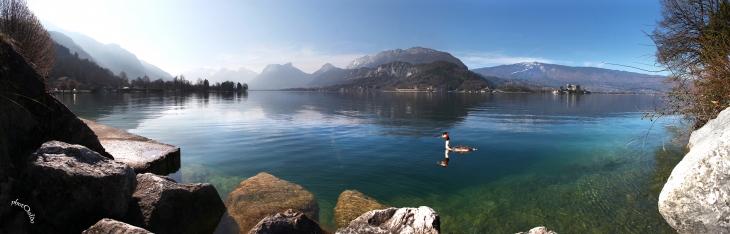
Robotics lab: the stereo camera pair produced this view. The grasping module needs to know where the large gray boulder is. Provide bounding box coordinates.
[336,206,440,234]
[225,172,320,233]
[334,190,389,229]
[516,226,558,234]
[82,218,152,234]
[248,209,329,234]
[123,173,226,234]
[22,141,136,233]
[659,106,730,233]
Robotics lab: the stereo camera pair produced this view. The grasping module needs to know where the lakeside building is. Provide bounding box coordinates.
[555,83,590,94]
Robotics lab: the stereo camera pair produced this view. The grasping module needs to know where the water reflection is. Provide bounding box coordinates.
[59,92,662,136]
[438,150,450,167]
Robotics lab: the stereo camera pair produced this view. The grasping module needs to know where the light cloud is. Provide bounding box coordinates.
[583,61,606,68]
[453,51,559,69]
[212,44,363,74]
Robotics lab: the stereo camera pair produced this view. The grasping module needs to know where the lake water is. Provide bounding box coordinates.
[59,92,684,233]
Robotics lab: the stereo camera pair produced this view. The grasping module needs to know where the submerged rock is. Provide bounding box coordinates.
[225,172,319,233]
[82,118,181,175]
[182,163,210,183]
[123,173,226,234]
[22,141,136,233]
[336,206,440,234]
[334,190,389,229]
[82,218,152,234]
[248,209,330,234]
[517,226,558,234]
[659,106,730,233]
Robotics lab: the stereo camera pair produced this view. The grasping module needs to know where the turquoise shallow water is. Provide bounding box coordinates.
[59,92,682,233]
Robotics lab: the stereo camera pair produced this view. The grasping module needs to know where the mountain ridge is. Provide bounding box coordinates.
[471,62,665,92]
[346,47,468,70]
[314,61,490,91]
[248,62,312,90]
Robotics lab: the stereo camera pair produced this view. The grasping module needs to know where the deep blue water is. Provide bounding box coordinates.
[59,92,682,233]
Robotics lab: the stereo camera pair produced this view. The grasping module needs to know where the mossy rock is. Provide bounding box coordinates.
[334,190,389,229]
[224,172,319,233]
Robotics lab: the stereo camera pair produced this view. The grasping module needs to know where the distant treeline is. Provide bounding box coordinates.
[49,43,247,92]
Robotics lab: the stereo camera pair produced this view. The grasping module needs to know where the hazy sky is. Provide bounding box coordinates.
[27,0,663,75]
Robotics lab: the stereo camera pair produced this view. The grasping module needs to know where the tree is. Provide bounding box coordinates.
[142,75,150,88]
[67,79,78,90]
[203,79,209,91]
[236,82,242,91]
[119,71,128,87]
[652,0,730,128]
[0,0,55,77]
[57,80,67,91]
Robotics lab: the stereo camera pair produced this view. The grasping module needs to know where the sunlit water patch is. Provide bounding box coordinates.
[60,92,683,233]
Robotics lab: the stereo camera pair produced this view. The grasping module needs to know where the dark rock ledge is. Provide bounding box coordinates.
[123,173,226,234]
[22,141,137,233]
[82,118,181,175]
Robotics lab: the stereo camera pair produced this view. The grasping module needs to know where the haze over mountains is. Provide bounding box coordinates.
[42,23,663,92]
[45,23,172,80]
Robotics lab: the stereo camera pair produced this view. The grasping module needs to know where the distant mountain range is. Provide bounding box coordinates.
[471,62,666,92]
[44,23,172,80]
[247,47,665,92]
[249,47,470,90]
[247,63,312,90]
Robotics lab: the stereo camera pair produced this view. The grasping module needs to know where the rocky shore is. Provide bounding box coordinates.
[0,39,226,233]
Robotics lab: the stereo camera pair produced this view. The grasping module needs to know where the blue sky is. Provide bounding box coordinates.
[27,0,663,75]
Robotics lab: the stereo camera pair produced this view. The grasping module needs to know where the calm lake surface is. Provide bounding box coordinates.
[59,92,684,233]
